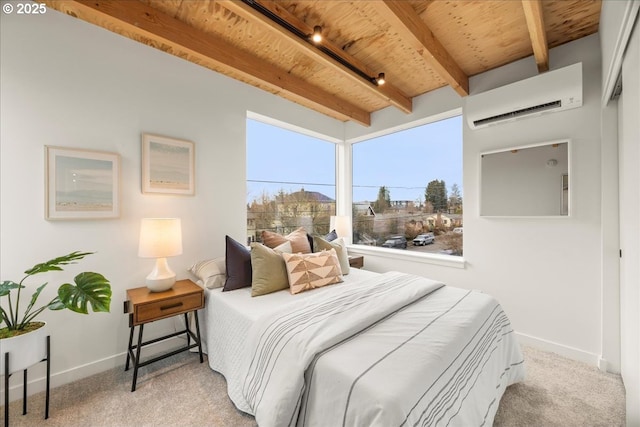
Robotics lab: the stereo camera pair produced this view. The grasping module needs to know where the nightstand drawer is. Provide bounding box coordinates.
[134,293,203,324]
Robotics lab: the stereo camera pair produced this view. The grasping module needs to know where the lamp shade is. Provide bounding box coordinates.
[138,218,183,258]
[330,215,351,240]
[139,218,182,292]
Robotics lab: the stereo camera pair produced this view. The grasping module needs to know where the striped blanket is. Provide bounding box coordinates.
[241,271,524,427]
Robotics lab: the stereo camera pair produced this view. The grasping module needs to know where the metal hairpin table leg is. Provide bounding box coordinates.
[4,353,8,427]
[194,310,204,363]
[184,313,191,348]
[131,324,144,392]
[45,335,50,419]
[22,369,27,415]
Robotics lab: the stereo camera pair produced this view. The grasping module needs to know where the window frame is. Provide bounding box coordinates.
[341,108,465,268]
[246,109,466,269]
[246,112,339,242]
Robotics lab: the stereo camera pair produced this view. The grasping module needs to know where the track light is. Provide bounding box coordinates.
[242,0,387,89]
[311,26,322,43]
[373,72,385,86]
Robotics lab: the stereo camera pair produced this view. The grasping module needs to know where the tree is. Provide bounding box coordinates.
[248,190,277,237]
[373,186,391,213]
[425,180,447,212]
[448,183,462,214]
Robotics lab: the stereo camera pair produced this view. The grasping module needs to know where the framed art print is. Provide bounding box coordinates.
[45,146,120,220]
[141,133,195,195]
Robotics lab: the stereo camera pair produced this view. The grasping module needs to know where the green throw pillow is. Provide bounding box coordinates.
[250,241,292,297]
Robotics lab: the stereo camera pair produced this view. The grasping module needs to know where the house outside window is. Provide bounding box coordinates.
[351,114,463,256]
[246,118,336,245]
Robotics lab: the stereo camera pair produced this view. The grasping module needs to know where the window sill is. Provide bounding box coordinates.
[346,244,466,269]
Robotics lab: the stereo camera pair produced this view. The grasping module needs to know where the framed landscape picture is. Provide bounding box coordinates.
[45,146,120,220]
[141,133,195,195]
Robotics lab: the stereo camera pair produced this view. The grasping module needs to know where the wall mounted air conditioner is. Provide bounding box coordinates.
[465,62,583,129]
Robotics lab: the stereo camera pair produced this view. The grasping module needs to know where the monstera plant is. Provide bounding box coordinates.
[0,251,112,339]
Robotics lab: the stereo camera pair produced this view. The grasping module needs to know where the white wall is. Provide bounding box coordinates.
[348,34,610,367]
[0,8,343,397]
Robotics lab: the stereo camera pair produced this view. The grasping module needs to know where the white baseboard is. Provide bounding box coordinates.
[597,357,609,372]
[515,331,600,367]
[1,337,184,403]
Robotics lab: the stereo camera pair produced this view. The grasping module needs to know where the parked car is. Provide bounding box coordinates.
[453,227,463,234]
[381,236,407,249]
[413,233,435,246]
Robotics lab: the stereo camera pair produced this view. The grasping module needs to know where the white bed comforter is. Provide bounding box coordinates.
[239,271,524,427]
[242,271,445,426]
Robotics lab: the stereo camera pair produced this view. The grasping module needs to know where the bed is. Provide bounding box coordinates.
[197,267,525,427]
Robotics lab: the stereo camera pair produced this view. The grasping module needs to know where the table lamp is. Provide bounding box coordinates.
[330,215,352,244]
[138,218,183,292]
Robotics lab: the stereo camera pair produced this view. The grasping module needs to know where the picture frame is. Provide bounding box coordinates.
[141,133,195,195]
[45,146,120,220]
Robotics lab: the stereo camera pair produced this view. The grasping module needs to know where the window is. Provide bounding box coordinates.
[351,114,463,256]
[246,118,336,245]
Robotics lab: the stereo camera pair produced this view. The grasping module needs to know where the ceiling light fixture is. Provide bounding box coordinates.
[241,0,387,89]
[311,26,322,43]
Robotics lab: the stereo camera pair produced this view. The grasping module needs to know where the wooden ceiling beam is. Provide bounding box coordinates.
[41,0,371,126]
[375,0,469,97]
[521,0,550,72]
[219,0,412,114]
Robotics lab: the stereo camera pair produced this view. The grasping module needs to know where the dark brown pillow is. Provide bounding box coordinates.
[223,235,252,291]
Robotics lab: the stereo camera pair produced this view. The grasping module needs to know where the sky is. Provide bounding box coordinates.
[246,115,463,205]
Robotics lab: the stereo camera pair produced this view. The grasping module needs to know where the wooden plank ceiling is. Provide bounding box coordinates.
[43,0,601,127]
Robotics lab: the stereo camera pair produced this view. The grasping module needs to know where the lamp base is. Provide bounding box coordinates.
[146,276,175,292]
[145,257,176,292]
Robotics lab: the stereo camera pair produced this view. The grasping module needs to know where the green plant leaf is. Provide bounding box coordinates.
[1,306,13,328]
[0,280,23,296]
[28,283,48,307]
[56,272,112,314]
[48,300,65,310]
[24,251,94,276]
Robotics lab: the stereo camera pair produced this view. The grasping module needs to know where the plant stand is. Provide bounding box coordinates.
[3,335,50,427]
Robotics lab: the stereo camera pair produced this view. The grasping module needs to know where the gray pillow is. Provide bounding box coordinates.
[324,229,338,242]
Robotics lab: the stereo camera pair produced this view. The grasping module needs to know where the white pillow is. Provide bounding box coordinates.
[189,257,226,289]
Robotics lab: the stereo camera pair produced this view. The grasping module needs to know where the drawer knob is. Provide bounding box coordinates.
[160,302,183,311]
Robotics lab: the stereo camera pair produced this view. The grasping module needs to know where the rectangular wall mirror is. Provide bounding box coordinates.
[480,141,570,217]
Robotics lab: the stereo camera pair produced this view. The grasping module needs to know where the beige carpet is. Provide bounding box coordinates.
[1,346,625,426]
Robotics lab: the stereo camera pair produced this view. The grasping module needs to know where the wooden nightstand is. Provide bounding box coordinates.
[348,255,364,269]
[125,279,204,392]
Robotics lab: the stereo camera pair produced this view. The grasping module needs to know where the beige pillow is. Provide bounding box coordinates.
[282,249,343,295]
[189,257,226,289]
[314,236,350,275]
[261,227,312,253]
[250,241,292,297]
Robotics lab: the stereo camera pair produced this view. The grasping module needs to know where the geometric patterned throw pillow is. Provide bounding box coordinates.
[282,249,343,295]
